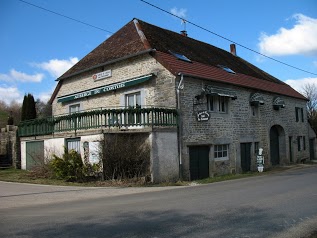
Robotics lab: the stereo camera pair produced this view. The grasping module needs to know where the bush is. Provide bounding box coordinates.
[102,134,151,181]
[50,150,85,182]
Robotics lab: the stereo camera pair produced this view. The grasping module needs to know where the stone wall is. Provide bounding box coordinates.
[0,125,20,168]
[180,76,310,179]
[52,54,177,115]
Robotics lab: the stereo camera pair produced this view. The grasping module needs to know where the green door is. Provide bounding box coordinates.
[241,143,251,172]
[189,146,209,180]
[270,126,280,166]
[26,141,44,170]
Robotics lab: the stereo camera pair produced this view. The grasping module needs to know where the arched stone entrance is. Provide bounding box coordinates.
[270,125,286,166]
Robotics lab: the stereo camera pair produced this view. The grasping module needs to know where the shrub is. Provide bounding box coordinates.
[102,134,151,181]
[50,150,85,182]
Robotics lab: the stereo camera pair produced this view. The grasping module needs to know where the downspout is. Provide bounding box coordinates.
[177,73,184,180]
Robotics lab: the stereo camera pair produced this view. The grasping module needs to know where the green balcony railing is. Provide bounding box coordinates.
[18,107,178,137]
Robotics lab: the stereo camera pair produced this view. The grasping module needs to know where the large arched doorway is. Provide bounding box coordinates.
[270,125,286,166]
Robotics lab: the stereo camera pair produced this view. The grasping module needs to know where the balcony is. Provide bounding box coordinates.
[18,107,178,137]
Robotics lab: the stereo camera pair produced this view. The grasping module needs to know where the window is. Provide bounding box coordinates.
[169,50,191,62]
[126,92,141,108]
[295,107,304,122]
[66,138,81,153]
[218,96,227,112]
[69,104,80,114]
[126,92,141,124]
[207,95,228,113]
[218,65,236,74]
[251,106,259,117]
[214,144,229,160]
[207,95,214,111]
[254,142,259,154]
[295,108,299,122]
[303,136,306,150]
[297,136,301,151]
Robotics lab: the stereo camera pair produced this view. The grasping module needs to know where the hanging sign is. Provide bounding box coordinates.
[197,110,210,122]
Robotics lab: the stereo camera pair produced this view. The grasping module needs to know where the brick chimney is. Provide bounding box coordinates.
[230,44,237,56]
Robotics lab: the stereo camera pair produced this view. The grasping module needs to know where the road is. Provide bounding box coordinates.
[0,165,317,238]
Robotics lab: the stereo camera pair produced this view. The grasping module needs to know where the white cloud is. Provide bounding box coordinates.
[0,86,23,104]
[35,84,57,103]
[284,77,317,93]
[0,69,44,83]
[35,57,79,78]
[258,14,317,56]
[171,7,187,19]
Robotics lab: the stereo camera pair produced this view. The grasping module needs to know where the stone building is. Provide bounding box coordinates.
[19,18,316,181]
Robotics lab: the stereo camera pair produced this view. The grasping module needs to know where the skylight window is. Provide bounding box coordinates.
[218,65,236,74]
[169,50,191,63]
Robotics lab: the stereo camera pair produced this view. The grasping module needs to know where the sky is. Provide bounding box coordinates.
[0,0,317,105]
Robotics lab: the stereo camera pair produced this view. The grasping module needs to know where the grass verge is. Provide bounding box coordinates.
[0,164,308,187]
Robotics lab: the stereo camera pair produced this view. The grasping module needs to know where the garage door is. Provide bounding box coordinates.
[26,141,44,170]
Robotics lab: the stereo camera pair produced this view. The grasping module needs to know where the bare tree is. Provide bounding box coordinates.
[301,83,317,132]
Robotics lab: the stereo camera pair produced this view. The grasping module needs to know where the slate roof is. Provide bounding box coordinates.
[56,18,306,101]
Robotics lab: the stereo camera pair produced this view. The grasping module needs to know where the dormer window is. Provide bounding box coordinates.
[169,50,191,63]
[218,65,236,74]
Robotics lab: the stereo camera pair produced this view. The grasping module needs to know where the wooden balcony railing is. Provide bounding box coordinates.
[18,107,178,137]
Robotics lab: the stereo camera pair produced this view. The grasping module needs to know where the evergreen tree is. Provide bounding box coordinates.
[21,93,37,121]
[21,95,28,121]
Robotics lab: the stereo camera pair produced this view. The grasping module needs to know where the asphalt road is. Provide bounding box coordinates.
[1,165,317,238]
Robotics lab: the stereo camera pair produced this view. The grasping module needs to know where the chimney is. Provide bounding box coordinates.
[180,30,188,37]
[230,44,237,56]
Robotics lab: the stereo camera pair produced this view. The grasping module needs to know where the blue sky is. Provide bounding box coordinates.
[0,0,316,105]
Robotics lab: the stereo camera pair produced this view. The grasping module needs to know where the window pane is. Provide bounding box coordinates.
[126,92,141,108]
[67,139,80,153]
[69,104,80,114]
[207,96,214,111]
[136,94,141,108]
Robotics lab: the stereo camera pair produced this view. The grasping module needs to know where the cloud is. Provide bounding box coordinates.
[35,57,79,78]
[258,14,317,56]
[0,69,44,83]
[35,83,57,103]
[171,7,187,19]
[0,86,23,104]
[284,77,317,93]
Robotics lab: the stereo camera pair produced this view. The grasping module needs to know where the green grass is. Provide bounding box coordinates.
[0,168,99,187]
[0,165,297,187]
[195,172,262,184]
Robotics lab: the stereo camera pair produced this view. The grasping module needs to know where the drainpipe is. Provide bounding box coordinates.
[177,73,184,180]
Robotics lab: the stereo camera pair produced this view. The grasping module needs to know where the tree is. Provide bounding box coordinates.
[21,93,37,121]
[7,111,14,125]
[0,100,21,127]
[36,99,52,118]
[301,83,317,133]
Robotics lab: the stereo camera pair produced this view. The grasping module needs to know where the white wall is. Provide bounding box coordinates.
[20,141,26,170]
[44,138,65,161]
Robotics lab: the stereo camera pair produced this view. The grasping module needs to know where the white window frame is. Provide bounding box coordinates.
[214,144,229,161]
[66,138,81,153]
